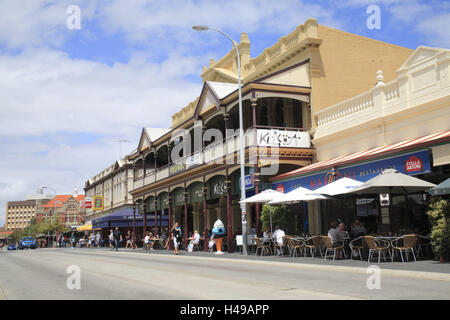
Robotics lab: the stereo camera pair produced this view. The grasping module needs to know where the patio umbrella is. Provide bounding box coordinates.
[313,177,363,196]
[268,186,330,205]
[344,168,436,233]
[344,169,436,195]
[240,189,285,234]
[427,177,450,196]
[239,189,285,203]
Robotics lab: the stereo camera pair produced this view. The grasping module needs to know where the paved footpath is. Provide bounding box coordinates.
[0,248,449,300]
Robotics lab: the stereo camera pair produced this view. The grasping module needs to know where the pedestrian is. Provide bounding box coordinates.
[171,222,182,255]
[113,227,121,251]
[144,232,150,251]
[109,230,114,249]
[70,232,76,248]
[126,231,132,248]
[96,232,101,247]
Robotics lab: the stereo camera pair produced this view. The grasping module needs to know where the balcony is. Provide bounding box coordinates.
[132,126,311,191]
[314,49,450,141]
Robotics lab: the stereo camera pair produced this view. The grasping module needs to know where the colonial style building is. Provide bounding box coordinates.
[84,155,134,222]
[124,18,413,251]
[271,46,450,235]
[36,190,86,228]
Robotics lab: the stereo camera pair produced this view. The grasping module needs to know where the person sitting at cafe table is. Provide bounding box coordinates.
[328,221,344,259]
[263,227,272,245]
[338,222,348,239]
[350,219,367,238]
[272,226,285,255]
[189,230,201,248]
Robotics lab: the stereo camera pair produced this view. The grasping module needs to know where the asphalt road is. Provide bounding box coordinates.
[0,248,449,300]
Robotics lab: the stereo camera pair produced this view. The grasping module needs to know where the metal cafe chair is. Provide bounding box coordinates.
[416,234,433,258]
[303,236,323,258]
[364,236,393,263]
[392,234,418,262]
[254,237,272,256]
[349,236,364,261]
[322,236,345,261]
[287,237,304,261]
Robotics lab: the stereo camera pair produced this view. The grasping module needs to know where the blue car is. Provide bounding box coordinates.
[19,237,37,249]
[7,243,17,250]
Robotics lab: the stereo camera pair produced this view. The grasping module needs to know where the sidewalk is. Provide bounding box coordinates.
[81,246,450,275]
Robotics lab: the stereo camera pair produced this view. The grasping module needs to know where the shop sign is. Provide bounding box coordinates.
[84,197,92,209]
[405,156,423,173]
[276,184,285,193]
[173,188,184,207]
[93,196,103,211]
[273,150,431,193]
[146,197,155,212]
[169,162,184,175]
[244,174,254,189]
[208,176,226,199]
[257,129,311,148]
[186,152,202,169]
[157,193,169,210]
[188,182,203,203]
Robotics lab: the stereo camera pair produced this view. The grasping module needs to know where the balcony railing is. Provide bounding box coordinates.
[132,127,311,190]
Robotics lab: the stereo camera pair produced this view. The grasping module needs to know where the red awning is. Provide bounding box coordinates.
[271,130,450,181]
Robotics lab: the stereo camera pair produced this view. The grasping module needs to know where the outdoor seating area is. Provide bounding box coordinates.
[245,233,433,263]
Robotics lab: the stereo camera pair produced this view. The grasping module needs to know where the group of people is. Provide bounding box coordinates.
[327,219,368,259]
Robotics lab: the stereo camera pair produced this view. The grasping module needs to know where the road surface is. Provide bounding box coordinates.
[0,248,449,300]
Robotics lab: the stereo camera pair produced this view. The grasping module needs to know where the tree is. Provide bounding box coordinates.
[426,199,450,261]
[261,204,298,235]
[9,229,24,243]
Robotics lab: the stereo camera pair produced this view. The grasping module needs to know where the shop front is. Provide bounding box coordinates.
[271,139,448,236]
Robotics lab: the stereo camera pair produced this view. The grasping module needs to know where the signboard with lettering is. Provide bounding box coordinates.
[273,150,431,193]
[186,152,202,169]
[188,182,203,204]
[257,129,311,148]
[173,188,185,207]
[157,192,169,210]
[84,197,92,209]
[93,196,104,211]
[208,176,226,200]
[169,162,185,176]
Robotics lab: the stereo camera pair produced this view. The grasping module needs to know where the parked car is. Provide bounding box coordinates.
[7,243,17,250]
[19,237,37,249]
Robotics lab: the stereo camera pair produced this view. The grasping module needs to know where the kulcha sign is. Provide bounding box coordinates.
[208,176,226,200]
[257,129,311,148]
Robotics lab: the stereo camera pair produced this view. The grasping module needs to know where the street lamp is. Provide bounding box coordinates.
[192,25,248,255]
[42,186,56,220]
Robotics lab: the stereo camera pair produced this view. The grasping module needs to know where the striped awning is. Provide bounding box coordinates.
[272,130,450,181]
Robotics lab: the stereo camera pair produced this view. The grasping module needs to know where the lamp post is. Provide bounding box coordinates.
[42,186,56,220]
[192,25,248,255]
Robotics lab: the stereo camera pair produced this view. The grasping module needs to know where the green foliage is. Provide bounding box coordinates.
[9,229,24,243]
[426,199,450,261]
[261,204,297,235]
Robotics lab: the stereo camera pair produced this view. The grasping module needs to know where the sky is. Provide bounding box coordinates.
[0,0,449,226]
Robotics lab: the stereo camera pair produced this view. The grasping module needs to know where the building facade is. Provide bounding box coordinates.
[125,18,413,251]
[84,156,134,223]
[5,200,37,231]
[271,46,450,235]
[37,190,86,228]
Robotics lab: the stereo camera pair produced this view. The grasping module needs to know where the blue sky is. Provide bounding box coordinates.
[0,0,449,226]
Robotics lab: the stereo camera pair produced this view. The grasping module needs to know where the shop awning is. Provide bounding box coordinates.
[272,130,450,181]
[77,224,92,232]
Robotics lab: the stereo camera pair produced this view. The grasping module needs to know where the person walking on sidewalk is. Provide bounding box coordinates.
[113,227,121,251]
[171,222,182,255]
